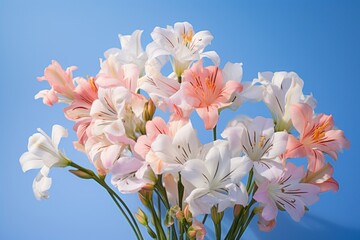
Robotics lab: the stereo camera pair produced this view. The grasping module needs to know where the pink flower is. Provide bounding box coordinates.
[302,163,339,192]
[179,61,243,129]
[35,60,77,105]
[254,163,320,222]
[286,103,350,172]
[64,77,98,149]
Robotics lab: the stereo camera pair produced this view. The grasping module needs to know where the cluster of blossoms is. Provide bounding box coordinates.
[20,22,349,240]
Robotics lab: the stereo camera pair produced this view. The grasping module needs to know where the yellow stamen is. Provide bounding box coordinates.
[259,135,266,148]
[89,76,98,93]
[182,29,193,45]
[312,118,330,141]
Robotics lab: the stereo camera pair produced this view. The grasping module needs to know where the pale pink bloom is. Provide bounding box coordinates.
[302,163,339,193]
[178,61,243,129]
[64,77,98,149]
[146,21,219,77]
[257,209,276,232]
[134,117,169,160]
[35,89,58,106]
[96,58,140,93]
[19,125,69,200]
[254,163,320,222]
[35,60,77,105]
[286,103,350,172]
[104,30,148,75]
[182,141,252,216]
[110,155,156,194]
[256,72,316,132]
[221,116,288,183]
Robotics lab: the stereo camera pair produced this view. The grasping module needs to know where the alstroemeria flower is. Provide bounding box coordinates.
[222,116,288,182]
[110,154,156,194]
[19,125,70,200]
[90,86,147,142]
[96,58,140,93]
[286,103,350,172]
[147,21,219,77]
[149,121,201,174]
[181,142,252,216]
[104,29,148,75]
[177,60,243,129]
[254,163,320,222]
[35,60,77,105]
[64,77,98,150]
[257,72,316,132]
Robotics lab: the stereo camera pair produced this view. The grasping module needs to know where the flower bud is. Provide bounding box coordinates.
[135,208,148,226]
[138,184,154,207]
[211,206,224,224]
[183,204,193,223]
[69,169,93,179]
[142,99,156,122]
[233,204,243,217]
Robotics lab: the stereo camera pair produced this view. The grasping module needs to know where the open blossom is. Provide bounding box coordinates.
[90,86,147,142]
[147,21,219,77]
[257,72,316,132]
[35,60,77,105]
[177,60,243,129]
[254,163,320,222]
[286,103,350,172]
[104,29,148,75]
[149,120,201,174]
[110,151,156,194]
[222,116,288,182]
[181,142,252,216]
[19,125,70,200]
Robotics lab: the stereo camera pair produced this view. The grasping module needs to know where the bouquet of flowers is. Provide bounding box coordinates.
[20,22,349,240]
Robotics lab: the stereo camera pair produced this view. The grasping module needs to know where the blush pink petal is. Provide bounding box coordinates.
[196,106,219,130]
[37,60,76,100]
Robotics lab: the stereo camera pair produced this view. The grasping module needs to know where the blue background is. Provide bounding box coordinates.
[1,0,359,239]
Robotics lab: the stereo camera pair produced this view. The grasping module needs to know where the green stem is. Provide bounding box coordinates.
[149,198,167,240]
[202,214,208,224]
[213,125,217,141]
[236,209,256,240]
[214,221,221,240]
[69,162,143,240]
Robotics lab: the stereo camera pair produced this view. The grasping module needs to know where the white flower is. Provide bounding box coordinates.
[149,121,201,174]
[181,142,252,216]
[256,72,316,132]
[19,125,69,200]
[222,116,288,183]
[146,21,219,77]
[104,30,148,75]
[222,62,264,110]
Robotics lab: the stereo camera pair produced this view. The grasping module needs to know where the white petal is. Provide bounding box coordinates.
[32,166,52,200]
[51,124,68,150]
[223,62,243,82]
[19,152,44,172]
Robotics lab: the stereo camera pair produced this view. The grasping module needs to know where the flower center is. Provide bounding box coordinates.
[311,119,330,142]
[182,30,193,46]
